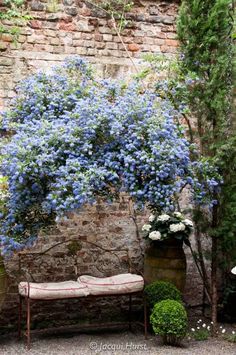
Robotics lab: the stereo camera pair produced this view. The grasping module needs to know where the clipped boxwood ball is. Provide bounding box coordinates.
[150,299,188,345]
[145,280,182,309]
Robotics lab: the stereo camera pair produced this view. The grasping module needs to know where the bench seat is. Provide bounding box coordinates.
[19,280,90,300]
[19,273,144,300]
[78,273,144,295]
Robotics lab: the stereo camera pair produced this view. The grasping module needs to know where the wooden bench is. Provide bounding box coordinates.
[17,239,147,349]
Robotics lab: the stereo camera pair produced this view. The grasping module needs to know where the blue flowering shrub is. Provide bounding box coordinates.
[0,57,220,256]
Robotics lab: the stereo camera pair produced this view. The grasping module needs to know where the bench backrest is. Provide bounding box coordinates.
[18,238,141,283]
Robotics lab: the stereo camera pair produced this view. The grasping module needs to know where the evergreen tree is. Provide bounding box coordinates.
[177,0,235,332]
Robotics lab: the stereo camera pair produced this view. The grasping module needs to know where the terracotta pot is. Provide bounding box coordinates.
[0,255,8,309]
[144,239,186,292]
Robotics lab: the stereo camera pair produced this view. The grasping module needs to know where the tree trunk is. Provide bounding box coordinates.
[211,204,218,336]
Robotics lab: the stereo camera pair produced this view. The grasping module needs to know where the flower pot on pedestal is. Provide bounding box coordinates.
[144,239,186,292]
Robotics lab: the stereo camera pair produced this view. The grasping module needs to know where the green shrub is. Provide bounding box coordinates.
[224,334,236,343]
[145,281,182,309]
[191,329,209,341]
[150,299,188,345]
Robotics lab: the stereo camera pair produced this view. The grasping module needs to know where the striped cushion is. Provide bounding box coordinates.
[77,273,144,295]
[19,281,89,300]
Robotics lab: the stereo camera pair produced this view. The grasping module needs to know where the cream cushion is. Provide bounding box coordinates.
[77,273,144,295]
[19,281,89,300]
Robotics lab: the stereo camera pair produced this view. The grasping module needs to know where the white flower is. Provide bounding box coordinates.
[191,328,195,332]
[220,326,223,329]
[231,266,236,275]
[149,231,162,241]
[174,212,182,218]
[157,214,170,222]
[211,321,214,325]
[149,214,155,222]
[169,222,186,232]
[232,331,235,335]
[207,326,210,331]
[142,224,152,232]
[197,327,200,330]
[222,329,226,334]
[202,323,206,328]
[197,319,202,323]
[183,218,194,227]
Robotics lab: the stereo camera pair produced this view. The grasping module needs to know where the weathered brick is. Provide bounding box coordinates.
[79,7,91,17]
[128,43,140,52]
[76,47,87,55]
[166,32,177,39]
[161,45,177,53]
[94,33,103,42]
[0,33,13,42]
[43,29,57,37]
[58,21,76,31]
[81,33,93,40]
[18,35,27,43]
[102,34,113,42]
[149,5,159,16]
[87,48,97,56]
[95,41,105,49]
[31,1,45,11]
[27,35,46,44]
[106,42,118,50]
[123,37,134,44]
[156,32,166,39]
[63,0,74,5]
[165,39,179,47]
[77,20,90,32]
[64,46,76,54]
[50,37,60,45]
[21,43,34,51]
[30,20,42,29]
[89,18,99,27]
[65,7,78,16]
[0,58,13,66]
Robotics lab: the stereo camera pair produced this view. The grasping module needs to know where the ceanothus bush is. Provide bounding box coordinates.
[0,57,220,255]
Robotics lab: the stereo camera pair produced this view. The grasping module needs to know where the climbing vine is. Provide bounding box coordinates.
[0,0,31,43]
[0,57,220,256]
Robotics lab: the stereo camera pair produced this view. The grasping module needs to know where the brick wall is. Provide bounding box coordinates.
[0,0,179,110]
[0,0,205,331]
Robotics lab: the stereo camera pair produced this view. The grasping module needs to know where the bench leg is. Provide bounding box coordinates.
[144,296,147,339]
[26,298,31,350]
[18,295,22,340]
[128,294,132,331]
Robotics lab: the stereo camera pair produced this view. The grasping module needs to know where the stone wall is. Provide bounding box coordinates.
[0,0,205,331]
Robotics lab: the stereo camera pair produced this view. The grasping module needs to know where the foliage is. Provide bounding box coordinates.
[144,281,182,309]
[142,211,193,245]
[0,0,31,41]
[224,333,236,343]
[191,329,209,341]
[190,320,211,341]
[176,0,235,327]
[177,0,235,255]
[0,57,221,256]
[177,0,235,329]
[150,299,188,345]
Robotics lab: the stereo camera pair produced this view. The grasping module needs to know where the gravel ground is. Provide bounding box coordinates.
[0,328,236,355]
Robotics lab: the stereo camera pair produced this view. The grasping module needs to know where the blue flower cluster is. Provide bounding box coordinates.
[0,57,220,256]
